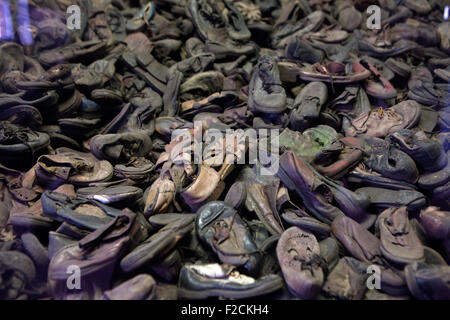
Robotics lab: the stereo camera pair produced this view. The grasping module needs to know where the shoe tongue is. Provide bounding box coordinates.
[105,144,124,161]
[388,131,414,149]
[53,166,73,180]
[387,207,408,235]
[0,121,33,144]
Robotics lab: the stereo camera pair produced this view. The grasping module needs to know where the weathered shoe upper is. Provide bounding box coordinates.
[35,148,113,188]
[419,207,450,240]
[196,201,261,274]
[290,81,328,132]
[48,209,138,300]
[361,135,419,184]
[178,262,283,299]
[248,55,287,114]
[387,129,447,173]
[347,101,420,138]
[276,227,324,299]
[378,206,424,266]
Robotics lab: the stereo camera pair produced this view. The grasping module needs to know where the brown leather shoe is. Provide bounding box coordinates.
[246,181,284,235]
[332,216,408,295]
[35,148,113,189]
[345,101,420,138]
[144,176,176,217]
[48,209,139,299]
[180,165,223,211]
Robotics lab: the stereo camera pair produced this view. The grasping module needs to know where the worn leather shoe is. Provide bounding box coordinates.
[196,201,261,275]
[178,263,283,299]
[289,81,328,132]
[378,206,424,266]
[248,55,286,114]
[277,227,324,299]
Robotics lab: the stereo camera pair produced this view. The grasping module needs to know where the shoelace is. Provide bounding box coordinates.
[259,67,283,94]
[235,2,261,21]
[0,123,30,144]
[376,107,402,121]
[357,108,400,133]
[0,123,37,167]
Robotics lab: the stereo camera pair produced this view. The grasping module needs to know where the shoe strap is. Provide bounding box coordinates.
[79,209,135,250]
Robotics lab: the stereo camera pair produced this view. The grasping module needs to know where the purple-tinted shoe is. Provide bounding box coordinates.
[332,216,408,295]
[419,207,450,240]
[48,209,139,300]
[277,151,375,227]
[277,227,324,299]
[405,262,450,300]
[378,206,424,266]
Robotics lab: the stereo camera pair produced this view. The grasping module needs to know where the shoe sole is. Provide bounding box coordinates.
[177,277,284,300]
[347,172,417,190]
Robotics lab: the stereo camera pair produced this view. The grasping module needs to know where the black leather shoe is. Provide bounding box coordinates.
[178,263,283,299]
[0,121,50,169]
[90,132,152,164]
[355,187,426,211]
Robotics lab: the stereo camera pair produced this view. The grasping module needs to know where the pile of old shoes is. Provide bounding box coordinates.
[0,0,449,301]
